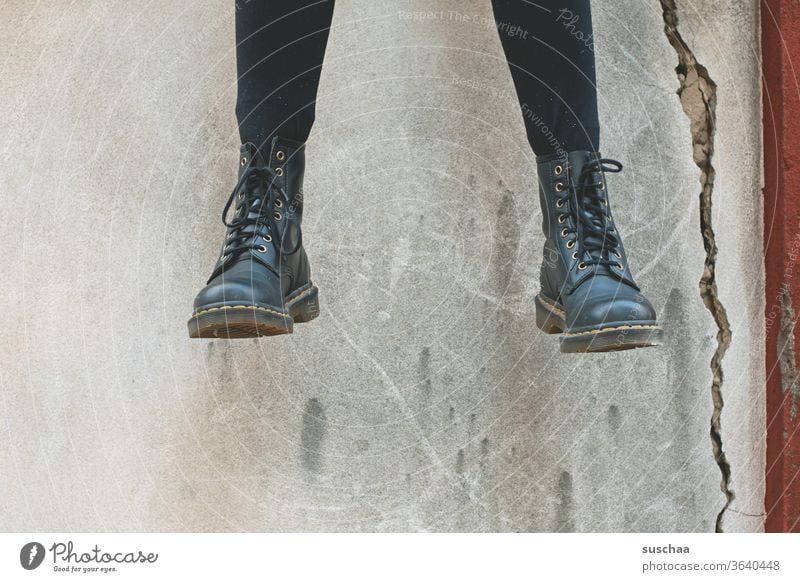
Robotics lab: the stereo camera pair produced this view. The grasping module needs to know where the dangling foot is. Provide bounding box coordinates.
[534,150,663,353]
[188,138,319,338]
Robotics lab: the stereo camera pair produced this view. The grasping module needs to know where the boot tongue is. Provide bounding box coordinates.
[235,143,272,238]
[567,150,603,197]
[568,151,615,273]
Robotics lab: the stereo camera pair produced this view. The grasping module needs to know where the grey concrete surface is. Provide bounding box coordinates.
[0,0,764,531]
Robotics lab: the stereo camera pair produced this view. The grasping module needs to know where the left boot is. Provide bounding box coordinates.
[534,150,663,352]
[187,137,319,338]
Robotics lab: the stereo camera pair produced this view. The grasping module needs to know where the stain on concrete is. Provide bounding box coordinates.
[492,188,521,296]
[300,398,328,474]
[479,437,490,475]
[203,340,237,395]
[455,449,465,475]
[418,346,433,400]
[662,287,698,453]
[607,405,621,434]
[663,287,693,371]
[554,471,575,532]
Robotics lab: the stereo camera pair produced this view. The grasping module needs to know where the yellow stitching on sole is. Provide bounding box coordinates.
[193,305,291,318]
[286,285,315,305]
[193,285,316,318]
[538,295,660,337]
[537,294,565,315]
[563,324,661,337]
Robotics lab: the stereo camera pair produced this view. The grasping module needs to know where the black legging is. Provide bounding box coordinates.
[235,0,599,156]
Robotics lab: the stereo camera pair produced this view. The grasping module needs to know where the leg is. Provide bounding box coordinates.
[235,0,335,149]
[491,0,599,155]
[492,1,662,352]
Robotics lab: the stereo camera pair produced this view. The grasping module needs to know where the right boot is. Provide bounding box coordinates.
[187,137,319,338]
[534,150,663,352]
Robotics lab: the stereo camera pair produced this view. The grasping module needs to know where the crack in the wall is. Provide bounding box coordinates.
[778,286,800,421]
[659,0,734,533]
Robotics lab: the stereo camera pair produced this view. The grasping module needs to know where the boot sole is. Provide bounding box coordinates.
[187,284,320,339]
[535,294,663,353]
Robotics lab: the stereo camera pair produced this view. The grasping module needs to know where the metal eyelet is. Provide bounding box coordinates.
[274,211,282,220]
[616,262,624,270]
[558,215,566,224]
[555,182,564,192]
[566,239,576,249]
[276,151,285,161]
[578,261,588,270]
[256,245,268,253]
[240,157,247,166]
[275,167,284,177]
[262,234,272,243]
[560,228,569,238]
[275,199,283,208]
[614,251,622,259]
[554,165,563,176]
[237,191,244,200]
[571,251,579,260]
[555,199,565,208]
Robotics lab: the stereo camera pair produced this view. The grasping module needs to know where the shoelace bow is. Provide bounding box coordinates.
[565,157,624,268]
[219,162,298,260]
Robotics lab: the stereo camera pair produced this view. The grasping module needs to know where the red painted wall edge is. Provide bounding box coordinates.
[761,0,800,533]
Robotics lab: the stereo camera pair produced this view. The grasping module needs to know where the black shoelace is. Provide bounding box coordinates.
[219,163,296,260]
[567,157,624,268]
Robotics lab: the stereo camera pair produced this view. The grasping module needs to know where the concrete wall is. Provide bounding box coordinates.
[0,0,764,532]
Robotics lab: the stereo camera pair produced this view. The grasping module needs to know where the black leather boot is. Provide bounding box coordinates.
[188,137,319,338]
[534,150,662,352]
